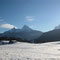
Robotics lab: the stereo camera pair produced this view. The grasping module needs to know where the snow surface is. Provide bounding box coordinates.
[0,42,60,60]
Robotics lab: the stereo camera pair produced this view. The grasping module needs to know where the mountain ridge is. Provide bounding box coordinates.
[0,25,43,42]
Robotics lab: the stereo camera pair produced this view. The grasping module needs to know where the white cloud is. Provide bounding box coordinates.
[0,17,17,29]
[25,16,34,22]
[0,24,17,29]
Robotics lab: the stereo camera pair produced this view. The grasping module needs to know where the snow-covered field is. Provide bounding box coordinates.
[0,41,60,60]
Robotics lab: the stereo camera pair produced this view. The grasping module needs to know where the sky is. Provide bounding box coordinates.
[0,0,60,32]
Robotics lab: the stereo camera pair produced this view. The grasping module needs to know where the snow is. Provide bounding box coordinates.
[0,42,60,60]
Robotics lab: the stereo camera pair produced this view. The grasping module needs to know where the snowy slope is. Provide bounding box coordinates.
[0,42,60,60]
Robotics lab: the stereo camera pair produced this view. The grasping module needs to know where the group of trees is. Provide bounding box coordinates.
[0,36,31,44]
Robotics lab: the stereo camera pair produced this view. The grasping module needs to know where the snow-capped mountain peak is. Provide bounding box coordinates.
[8,27,16,33]
[21,25,32,32]
[6,27,21,33]
[11,27,16,30]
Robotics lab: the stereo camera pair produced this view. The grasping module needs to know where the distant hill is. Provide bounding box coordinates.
[0,25,43,43]
[35,29,60,43]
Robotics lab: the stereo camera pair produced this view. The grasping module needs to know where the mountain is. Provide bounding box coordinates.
[4,27,21,33]
[55,25,60,29]
[36,29,60,43]
[21,25,32,32]
[0,25,43,42]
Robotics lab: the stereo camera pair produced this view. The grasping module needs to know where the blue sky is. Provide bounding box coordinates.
[0,0,60,32]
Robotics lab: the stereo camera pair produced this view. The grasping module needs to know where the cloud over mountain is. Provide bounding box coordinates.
[0,24,17,29]
[0,18,17,29]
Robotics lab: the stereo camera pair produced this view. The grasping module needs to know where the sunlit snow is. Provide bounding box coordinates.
[0,42,60,60]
